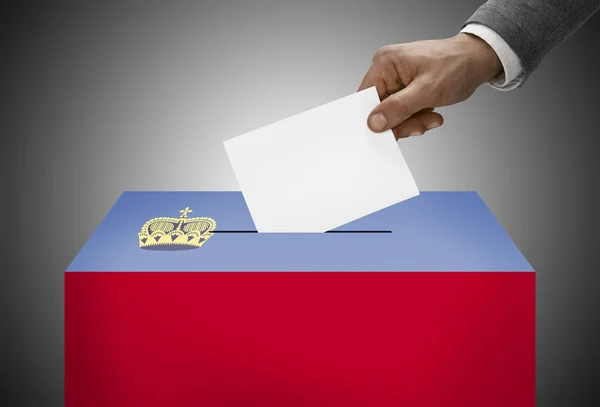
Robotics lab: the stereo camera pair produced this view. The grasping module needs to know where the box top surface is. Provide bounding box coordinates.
[66,191,533,272]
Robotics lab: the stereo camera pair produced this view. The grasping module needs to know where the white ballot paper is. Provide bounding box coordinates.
[223,86,419,233]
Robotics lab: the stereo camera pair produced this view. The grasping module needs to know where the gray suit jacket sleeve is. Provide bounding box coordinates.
[463,0,600,86]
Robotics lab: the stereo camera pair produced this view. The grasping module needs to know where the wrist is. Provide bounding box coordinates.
[455,32,503,85]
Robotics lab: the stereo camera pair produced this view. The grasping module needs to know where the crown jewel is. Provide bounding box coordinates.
[138,207,216,250]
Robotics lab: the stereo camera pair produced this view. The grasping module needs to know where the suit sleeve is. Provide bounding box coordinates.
[463,0,600,87]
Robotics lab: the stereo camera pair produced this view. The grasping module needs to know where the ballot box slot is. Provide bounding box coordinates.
[212,230,392,233]
[326,230,391,233]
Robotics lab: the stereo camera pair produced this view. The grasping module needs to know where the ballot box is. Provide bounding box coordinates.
[65,191,535,407]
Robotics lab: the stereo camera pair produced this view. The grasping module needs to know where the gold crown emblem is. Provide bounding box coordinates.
[138,207,216,250]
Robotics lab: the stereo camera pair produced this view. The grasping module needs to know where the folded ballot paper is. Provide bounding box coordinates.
[223,87,419,233]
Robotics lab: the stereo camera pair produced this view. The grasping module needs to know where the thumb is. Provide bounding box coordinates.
[367,79,432,132]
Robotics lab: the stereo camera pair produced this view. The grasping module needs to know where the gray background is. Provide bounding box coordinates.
[3,0,599,405]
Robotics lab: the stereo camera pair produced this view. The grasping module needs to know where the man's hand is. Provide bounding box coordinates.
[359,33,502,139]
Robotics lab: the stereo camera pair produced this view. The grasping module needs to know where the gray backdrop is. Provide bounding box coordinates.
[4,0,599,405]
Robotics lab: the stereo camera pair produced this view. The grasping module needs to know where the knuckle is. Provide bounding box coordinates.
[373,53,388,66]
[376,45,391,55]
[373,48,384,62]
[373,45,397,63]
[387,96,410,121]
[374,70,391,88]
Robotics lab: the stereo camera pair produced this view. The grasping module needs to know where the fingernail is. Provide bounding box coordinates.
[409,130,423,137]
[427,121,441,130]
[368,113,388,132]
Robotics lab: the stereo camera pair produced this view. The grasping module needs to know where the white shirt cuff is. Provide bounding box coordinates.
[460,23,524,91]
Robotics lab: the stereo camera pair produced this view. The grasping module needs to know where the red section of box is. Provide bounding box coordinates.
[65,272,535,407]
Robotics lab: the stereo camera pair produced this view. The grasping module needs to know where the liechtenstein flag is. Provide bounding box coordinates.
[65,191,535,407]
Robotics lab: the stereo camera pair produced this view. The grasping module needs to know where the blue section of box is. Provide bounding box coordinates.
[66,191,533,272]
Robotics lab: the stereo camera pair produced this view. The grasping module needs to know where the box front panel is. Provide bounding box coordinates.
[65,271,535,407]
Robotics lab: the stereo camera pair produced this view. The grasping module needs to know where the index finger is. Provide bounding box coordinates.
[357,64,389,100]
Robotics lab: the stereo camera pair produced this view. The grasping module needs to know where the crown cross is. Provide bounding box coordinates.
[179,207,193,218]
[138,207,216,250]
